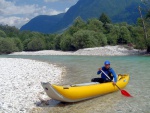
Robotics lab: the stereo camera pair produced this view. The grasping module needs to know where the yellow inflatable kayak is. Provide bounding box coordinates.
[41,74,129,102]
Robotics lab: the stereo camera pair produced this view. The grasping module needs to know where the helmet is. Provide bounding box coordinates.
[104,60,110,65]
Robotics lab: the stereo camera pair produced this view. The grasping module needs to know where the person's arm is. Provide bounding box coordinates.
[111,68,117,83]
[97,68,102,75]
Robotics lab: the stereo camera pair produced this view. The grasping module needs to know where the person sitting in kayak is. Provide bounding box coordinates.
[91,60,117,84]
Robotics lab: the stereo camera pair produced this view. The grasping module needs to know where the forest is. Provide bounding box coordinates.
[0,9,150,54]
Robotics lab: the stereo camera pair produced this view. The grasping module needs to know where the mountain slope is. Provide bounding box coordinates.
[20,13,64,33]
[55,0,143,31]
[20,0,144,33]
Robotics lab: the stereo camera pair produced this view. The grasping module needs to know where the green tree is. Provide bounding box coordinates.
[0,25,19,37]
[141,0,150,52]
[106,25,120,45]
[99,13,111,25]
[135,37,147,50]
[128,25,141,44]
[27,38,46,51]
[60,35,75,51]
[72,30,98,49]
[19,31,31,41]
[0,38,16,54]
[107,34,118,45]
[23,38,31,51]
[66,26,79,36]
[0,30,7,38]
[66,17,86,36]
[137,18,143,27]
[73,17,86,28]
[103,23,114,34]
[54,34,62,50]
[94,33,107,46]
[87,18,103,32]
[13,38,23,51]
[119,22,128,26]
[118,26,131,44]
[44,34,55,50]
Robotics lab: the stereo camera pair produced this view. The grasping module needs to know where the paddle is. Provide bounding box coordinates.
[101,70,132,97]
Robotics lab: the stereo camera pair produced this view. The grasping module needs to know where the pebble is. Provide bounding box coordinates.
[10,45,146,56]
[0,58,63,113]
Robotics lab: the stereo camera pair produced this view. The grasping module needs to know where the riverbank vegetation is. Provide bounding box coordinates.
[143,0,150,52]
[0,9,150,54]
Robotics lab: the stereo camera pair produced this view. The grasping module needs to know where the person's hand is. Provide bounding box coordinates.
[98,68,102,71]
[112,82,116,85]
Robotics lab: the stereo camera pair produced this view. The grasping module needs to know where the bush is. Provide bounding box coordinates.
[87,18,103,32]
[94,33,107,46]
[13,38,23,51]
[23,39,31,51]
[118,26,131,44]
[27,38,46,51]
[53,35,62,50]
[0,30,7,38]
[72,30,99,49]
[44,34,55,50]
[0,38,16,54]
[60,35,75,51]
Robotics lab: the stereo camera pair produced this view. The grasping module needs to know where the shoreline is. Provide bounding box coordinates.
[10,45,146,56]
[0,58,65,113]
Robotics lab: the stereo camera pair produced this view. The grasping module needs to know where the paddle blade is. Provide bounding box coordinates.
[121,90,132,97]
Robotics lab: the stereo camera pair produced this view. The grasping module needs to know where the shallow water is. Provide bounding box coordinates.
[1,55,150,113]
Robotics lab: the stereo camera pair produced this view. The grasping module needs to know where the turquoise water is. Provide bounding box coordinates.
[1,55,150,113]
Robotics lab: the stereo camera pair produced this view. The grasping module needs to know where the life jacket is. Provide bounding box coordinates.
[107,68,113,80]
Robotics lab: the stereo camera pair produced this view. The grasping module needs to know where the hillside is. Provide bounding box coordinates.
[20,13,64,33]
[20,0,144,33]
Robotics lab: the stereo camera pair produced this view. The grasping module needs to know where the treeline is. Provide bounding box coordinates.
[0,13,150,54]
[142,0,150,52]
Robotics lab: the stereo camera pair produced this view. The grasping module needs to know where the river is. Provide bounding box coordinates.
[1,55,150,113]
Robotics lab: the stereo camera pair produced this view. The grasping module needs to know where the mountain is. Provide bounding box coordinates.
[20,13,64,33]
[20,0,144,33]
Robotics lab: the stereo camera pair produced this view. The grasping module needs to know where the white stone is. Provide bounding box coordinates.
[0,58,63,113]
[10,45,146,56]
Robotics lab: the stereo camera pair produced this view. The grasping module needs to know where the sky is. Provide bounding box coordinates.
[0,0,78,28]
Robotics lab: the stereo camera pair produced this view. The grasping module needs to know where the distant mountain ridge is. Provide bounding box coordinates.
[20,0,144,33]
[21,13,64,33]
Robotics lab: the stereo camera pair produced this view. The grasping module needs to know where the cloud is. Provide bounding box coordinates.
[0,0,64,28]
[0,16,29,28]
[65,7,69,12]
[0,0,62,16]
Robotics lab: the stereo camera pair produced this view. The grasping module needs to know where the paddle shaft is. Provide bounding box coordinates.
[101,70,121,90]
[101,69,132,97]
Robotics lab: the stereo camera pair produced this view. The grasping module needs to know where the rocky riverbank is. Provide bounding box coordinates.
[0,58,64,113]
[10,45,146,56]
